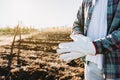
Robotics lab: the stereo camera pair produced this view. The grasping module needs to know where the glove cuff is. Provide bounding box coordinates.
[92,42,98,55]
[88,42,96,55]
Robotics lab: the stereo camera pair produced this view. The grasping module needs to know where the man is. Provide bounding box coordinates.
[57,0,120,80]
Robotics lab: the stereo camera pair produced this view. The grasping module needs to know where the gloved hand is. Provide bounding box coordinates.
[59,52,86,61]
[57,33,96,61]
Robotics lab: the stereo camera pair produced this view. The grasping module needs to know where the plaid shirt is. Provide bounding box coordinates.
[72,0,120,79]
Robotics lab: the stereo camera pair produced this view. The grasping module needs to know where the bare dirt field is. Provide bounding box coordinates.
[0,28,84,80]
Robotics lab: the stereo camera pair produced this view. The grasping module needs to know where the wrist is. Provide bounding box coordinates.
[92,42,98,55]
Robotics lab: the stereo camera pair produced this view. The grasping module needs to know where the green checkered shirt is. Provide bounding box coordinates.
[72,0,120,79]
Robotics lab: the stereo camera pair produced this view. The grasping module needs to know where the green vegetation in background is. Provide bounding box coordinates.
[0,26,38,35]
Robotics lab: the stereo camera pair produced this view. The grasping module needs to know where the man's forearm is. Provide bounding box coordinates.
[93,29,120,54]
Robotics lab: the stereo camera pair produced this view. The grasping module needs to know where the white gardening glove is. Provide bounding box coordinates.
[59,52,85,61]
[57,34,96,61]
[58,35,95,55]
[70,33,91,42]
[70,33,83,41]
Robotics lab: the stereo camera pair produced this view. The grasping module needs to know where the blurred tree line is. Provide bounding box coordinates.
[0,26,38,35]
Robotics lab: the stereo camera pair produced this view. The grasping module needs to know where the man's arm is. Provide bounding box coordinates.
[93,28,120,54]
[93,1,120,54]
[72,0,85,34]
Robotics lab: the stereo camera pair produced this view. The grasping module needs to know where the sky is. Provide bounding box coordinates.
[0,0,82,29]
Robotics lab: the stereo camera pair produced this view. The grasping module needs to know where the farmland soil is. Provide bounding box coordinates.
[0,30,84,80]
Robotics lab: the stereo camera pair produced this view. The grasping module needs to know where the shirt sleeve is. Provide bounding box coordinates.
[93,29,120,54]
[93,1,120,54]
[72,0,85,35]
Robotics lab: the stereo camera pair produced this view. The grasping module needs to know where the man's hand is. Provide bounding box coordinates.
[57,34,96,61]
[59,52,86,61]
